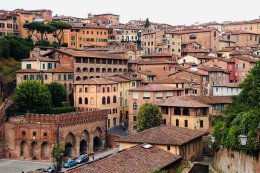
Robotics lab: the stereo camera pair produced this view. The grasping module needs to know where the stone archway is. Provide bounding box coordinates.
[31,141,38,160]
[79,130,89,155]
[80,140,87,155]
[20,141,28,158]
[65,132,76,157]
[41,142,50,159]
[93,127,102,152]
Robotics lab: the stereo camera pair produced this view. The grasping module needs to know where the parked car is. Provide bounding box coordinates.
[75,154,89,164]
[35,168,48,172]
[63,159,77,168]
[47,165,55,173]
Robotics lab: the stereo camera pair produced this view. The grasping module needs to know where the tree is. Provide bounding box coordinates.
[52,143,65,173]
[137,103,162,132]
[213,61,260,157]
[48,21,71,47]
[0,35,34,60]
[47,82,66,107]
[23,22,56,41]
[144,18,151,28]
[13,80,52,112]
[0,37,10,58]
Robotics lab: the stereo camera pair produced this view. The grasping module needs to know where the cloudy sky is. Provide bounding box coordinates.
[1,0,259,25]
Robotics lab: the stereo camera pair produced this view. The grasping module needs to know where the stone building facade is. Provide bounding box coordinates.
[3,110,108,161]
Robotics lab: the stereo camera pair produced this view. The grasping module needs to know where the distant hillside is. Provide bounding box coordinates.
[0,58,20,104]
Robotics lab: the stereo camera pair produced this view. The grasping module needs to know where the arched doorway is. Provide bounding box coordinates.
[93,137,101,152]
[41,142,49,159]
[93,127,102,152]
[31,142,38,160]
[20,141,28,158]
[65,133,76,157]
[80,140,87,155]
[79,130,89,155]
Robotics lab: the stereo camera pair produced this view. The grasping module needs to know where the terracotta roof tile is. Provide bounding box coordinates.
[157,97,211,108]
[185,96,234,104]
[129,84,184,92]
[74,78,118,85]
[16,69,40,73]
[21,57,59,62]
[117,125,207,145]
[67,144,181,173]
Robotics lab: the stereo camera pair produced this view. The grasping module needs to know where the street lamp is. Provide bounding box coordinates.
[211,136,215,143]
[238,135,247,146]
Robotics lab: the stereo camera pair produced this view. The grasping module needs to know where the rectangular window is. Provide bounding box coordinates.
[48,63,52,69]
[133,116,137,121]
[185,120,188,127]
[68,74,73,80]
[45,75,47,80]
[156,92,163,99]
[29,74,34,80]
[166,92,173,97]
[23,75,28,80]
[176,119,179,126]
[58,74,61,80]
[200,120,204,128]
[132,92,139,99]
[143,92,151,99]
[167,146,171,151]
[42,64,45,69]
[26,64,31,69]
[64,74,67,80]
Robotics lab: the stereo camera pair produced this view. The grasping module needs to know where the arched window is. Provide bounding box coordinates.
[90,97,94,105]
[96,76,100,78]
[189,34,196,40]
[113,68,118,73]
[79,97,82,104]
[102,68,106,73]
[123,69,128,73]
[108,68,112,73]
[113,96,116,103]
[76,76,81,81]
[83,76,88,80]
[90,76,94,79]
[96,68,100,73]
[85,97,88,104]
[119,68,123,73]
[83,68,88,72]
[102,97,106,105]
[90,68,94,72]
[174,108,181,115]
[183,108,190,116]
[107,96,110,104]
[76,67,81,72]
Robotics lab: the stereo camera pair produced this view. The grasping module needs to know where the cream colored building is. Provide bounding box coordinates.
[74,78,119,128]
[142,29,181,56]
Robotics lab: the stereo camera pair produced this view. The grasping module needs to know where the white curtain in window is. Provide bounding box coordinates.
[166,92,173,97]
[156,92,163,98]
[132,92,139,99]
[143,92,151,98]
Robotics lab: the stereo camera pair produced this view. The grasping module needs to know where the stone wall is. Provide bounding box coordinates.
[213,148,260,173]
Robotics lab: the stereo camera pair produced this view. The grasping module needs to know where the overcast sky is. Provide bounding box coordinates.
[1,0,260,25]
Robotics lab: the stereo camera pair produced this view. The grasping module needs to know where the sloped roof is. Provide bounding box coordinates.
[117,125,207,145]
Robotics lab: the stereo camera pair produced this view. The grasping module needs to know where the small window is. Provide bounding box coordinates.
[167,146,170,151]
[44,132,47,137]
[184,120,188,127]
[176,119,179,126]
[200,120,204,128]
[33,132,36,136]
[22,131,26,135]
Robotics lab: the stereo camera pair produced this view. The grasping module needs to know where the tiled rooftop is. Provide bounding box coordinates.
[117,125,207,145]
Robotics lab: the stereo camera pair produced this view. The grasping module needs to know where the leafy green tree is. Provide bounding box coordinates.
[48,21,71,47]
[13,80,51,112]
[47,82,66,107]
[144,18,151,28]
[0,35,34,60]
[137,103,162,132]
[52,143,65,173]
[0,37,10,58]
[35,40,51,47]
[213,61,260,157]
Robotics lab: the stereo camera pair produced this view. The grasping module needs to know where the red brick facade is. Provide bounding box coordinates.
[3,110,108,161]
